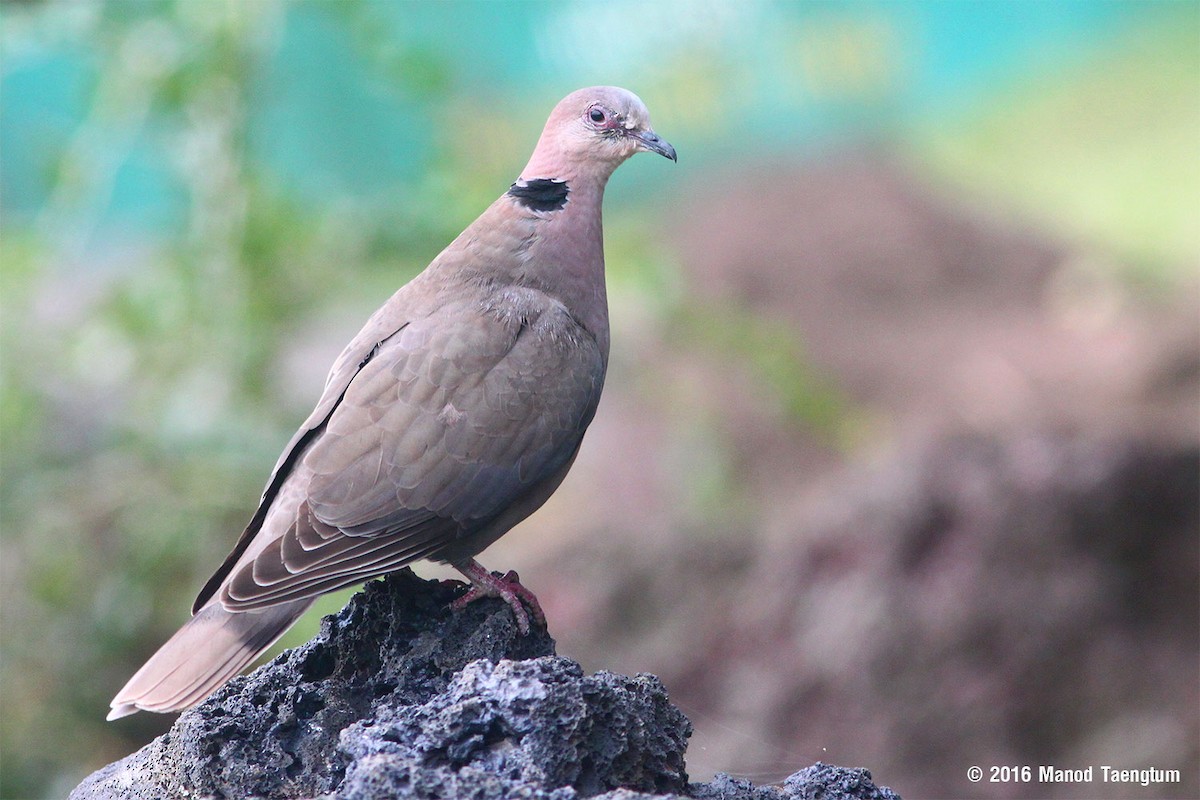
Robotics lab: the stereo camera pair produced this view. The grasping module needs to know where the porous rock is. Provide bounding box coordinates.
[73,569,899,800]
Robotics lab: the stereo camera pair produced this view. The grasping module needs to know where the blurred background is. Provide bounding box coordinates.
[2,2,1197,798]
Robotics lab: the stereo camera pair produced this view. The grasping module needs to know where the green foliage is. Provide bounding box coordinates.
[672,302,849,437]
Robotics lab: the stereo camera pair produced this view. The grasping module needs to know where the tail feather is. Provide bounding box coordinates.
[107,599,313,720]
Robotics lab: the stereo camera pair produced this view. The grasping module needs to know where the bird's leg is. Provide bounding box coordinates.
[450,559,546,635]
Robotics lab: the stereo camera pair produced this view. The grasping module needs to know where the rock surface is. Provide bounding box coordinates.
[73,570,899,800]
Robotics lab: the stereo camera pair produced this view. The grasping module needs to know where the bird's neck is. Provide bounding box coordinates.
[514,172,610,358]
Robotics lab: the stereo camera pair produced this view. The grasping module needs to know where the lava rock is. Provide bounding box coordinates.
[73,569,899,800]
[335,658,690,799]
[784,763,901,800]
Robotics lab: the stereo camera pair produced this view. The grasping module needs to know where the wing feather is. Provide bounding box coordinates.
[216,288,604,611]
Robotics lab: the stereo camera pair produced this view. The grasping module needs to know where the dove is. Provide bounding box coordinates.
[107,86,675,719]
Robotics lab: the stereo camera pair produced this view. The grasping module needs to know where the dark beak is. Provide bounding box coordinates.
[629,129,677,162]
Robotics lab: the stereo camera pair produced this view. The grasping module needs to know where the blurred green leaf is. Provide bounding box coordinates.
[671,301,849,436]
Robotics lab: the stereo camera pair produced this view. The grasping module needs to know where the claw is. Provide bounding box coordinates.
[451,560,545,634]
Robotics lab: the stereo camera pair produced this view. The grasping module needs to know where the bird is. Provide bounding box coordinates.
[107,86,675,720]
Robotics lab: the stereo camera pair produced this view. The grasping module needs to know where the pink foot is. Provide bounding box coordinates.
[450,559,545,635]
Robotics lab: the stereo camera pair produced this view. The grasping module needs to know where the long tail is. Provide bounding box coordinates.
[107,598,313,720]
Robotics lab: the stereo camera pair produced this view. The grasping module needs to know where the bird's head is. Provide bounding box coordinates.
[521,86,676,181]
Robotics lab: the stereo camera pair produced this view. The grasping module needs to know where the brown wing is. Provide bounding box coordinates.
[218,289,605,610]
[191,297,414,613]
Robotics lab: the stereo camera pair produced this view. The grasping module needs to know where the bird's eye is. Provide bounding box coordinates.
[588,106,607,125]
